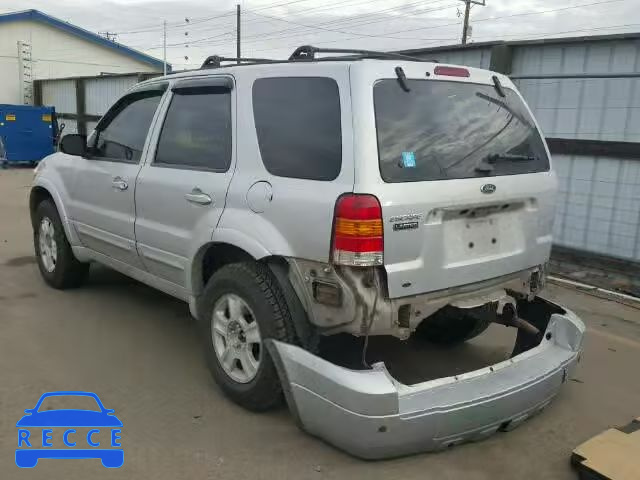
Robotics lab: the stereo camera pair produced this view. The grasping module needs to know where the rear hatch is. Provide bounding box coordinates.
[350,62,556,299]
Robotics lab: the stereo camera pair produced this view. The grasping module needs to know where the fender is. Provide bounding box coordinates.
[213,206,298,260]
[211,227,272,260]
[31,176,81,246]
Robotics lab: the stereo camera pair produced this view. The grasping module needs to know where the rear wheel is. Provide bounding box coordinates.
[415,305,491,346]
[199,262,298,411]
[33,200,89,289]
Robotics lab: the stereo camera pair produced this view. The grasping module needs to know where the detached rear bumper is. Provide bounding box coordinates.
[268,298,584,459]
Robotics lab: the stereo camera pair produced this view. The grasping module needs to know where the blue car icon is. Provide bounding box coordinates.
[16,391,123,468]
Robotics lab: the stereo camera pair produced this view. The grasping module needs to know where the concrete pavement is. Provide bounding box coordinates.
[1,169,639,479]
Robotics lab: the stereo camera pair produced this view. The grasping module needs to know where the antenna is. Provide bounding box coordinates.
[98,32,118,42]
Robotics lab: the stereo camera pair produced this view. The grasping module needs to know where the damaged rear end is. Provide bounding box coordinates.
[268,297,584,459]
[266,61,585,458]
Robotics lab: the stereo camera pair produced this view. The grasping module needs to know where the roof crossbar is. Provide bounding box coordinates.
[288,45,434,62]
[201,55,280,69]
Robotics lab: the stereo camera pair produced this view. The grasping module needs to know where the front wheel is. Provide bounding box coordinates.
[199,262,298,411]
[33,200,89,289]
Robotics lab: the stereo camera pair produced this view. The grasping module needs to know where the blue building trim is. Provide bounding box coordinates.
[0,9,168,71]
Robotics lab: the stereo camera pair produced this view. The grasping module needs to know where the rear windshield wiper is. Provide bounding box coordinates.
[475,153,536,173]
[486,153,536,163]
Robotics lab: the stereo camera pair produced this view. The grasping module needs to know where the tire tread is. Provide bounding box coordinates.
[200,261,298,411]
[34,200,88,289]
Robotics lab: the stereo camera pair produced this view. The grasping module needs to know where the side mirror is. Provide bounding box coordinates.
[59,134,87,157]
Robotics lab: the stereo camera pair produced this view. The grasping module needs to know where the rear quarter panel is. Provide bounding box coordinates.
[216,64,355,262]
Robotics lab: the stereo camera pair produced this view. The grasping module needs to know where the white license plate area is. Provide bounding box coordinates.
[442,215,518,266]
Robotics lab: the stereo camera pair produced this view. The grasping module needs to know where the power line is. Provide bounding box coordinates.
[246,0,629,48]
[103,0,634,65]
[111,0,336,35]
[237,0,626,46]
[113,12,235,34]
[123,0,456,51]
[114,0,450,36]
[244,4,459,42]
[194,1,458,49]
[248,20,640,56]
[474,21,640,41]
[240,0,450,29]
[400,0,629,34]
[240,0,455,41]
[0,52,161,68]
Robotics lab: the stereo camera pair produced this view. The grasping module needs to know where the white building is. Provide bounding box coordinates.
[0,9,165,105]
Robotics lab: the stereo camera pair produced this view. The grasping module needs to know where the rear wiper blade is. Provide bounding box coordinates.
[394,66,411,92]
[486,153,535,163]
[475,153,536,173]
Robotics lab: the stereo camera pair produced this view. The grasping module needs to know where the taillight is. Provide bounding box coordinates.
[434,66,470,77]
[332,194,383,267]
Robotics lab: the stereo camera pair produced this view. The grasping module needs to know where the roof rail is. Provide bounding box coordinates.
[198,47,436,70]
[201,55,280,69]
[288,45,434,63]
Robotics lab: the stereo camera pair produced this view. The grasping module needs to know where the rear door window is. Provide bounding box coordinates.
[154,85,232,171]
[252,77,342,181]
[374,79,550,182]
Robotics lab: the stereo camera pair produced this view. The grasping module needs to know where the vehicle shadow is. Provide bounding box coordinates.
[320,328,516,385]
[84,264,517,387]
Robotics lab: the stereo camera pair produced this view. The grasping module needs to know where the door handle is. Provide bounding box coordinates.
[185,188,212,205]
[112,177,128,191]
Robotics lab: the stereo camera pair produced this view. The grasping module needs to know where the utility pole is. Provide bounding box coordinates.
[163,20,167,75]
[236,4,241,63]
[459,0,486,45]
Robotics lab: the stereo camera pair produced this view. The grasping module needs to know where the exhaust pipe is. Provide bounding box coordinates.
[494,299,540,336]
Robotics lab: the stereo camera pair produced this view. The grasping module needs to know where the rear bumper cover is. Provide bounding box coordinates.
[268,298,584,459]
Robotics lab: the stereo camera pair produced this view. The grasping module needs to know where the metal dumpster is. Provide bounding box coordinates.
[0,105,57,166]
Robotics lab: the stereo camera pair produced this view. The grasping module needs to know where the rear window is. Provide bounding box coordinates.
[374,79,550,183]
[252,77,342,181]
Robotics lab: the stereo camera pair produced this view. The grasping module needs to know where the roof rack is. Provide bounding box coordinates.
[198,46,436,70]
[201,55,280,69]
[288,46,434,63]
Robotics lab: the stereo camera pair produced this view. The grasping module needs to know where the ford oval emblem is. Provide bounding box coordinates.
[481,184,496,194]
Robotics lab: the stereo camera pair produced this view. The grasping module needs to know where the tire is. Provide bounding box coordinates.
[198,262,298,411]
[33,199,89,289]
[415,305,491,346]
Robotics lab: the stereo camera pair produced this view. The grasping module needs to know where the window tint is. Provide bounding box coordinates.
[252,77,341,181]
[92,90,164,163]
[374,79,550,182]
[155,87,232,171]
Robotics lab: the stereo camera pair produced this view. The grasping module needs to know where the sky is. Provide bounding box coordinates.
[1,0,639,70]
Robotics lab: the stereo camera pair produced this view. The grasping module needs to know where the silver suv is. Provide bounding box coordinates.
[30,47,584,459]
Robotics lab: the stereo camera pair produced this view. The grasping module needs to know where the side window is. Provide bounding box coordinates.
[91,89,164,163]
[154,86,232,171]
[252,77,342,181]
